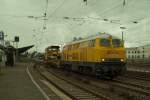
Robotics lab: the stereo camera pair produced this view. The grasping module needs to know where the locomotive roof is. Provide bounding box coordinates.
[46,45,60,49]
[65,33,120,46]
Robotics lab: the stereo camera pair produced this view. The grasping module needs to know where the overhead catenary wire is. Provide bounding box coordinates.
[41,0,49,30]
[45,0,49,16]
[40,0,66,31]
[48,0,66,19]
[0,15,28,18]
[58,0,123,26]
[88,0,121,17]
[40,0,134,32]
[89,0,143,25]
[43,0,149,37]
[25,0,150,50]
[63,20,85,42]
[38,0,67,46]
[88,0,132,23]
[38,0,49,47]
[123,0,126,7]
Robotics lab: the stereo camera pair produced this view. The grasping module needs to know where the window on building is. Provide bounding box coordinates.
[143,55,145,58]
[128,51,130,53]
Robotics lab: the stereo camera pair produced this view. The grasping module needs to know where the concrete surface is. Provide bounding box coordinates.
[0,63,45,100]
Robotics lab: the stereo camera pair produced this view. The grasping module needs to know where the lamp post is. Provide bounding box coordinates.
[120,26,126,42]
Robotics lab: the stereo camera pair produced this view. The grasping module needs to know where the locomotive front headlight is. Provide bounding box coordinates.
[102,58,105,62]
[120,59,124,62]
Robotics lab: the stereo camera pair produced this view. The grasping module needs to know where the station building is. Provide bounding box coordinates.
[0,48,6,66]
[126,44,150,62]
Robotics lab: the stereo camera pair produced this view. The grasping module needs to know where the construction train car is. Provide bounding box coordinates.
[44,46,60,67]
[61,33,127,79]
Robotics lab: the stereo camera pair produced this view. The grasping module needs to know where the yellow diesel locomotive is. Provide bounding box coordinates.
[61,33,126,79]
[44,46,60,67]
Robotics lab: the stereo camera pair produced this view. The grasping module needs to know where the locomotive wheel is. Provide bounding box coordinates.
[84,66,92,74]
[95,66,104,78]
[78,66,84,73]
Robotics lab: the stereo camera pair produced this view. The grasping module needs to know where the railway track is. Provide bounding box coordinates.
[34,63,150,99]
[108,79,150,96]
[124,71,150,81]
[35,65,111,100]
[83,75,150,98]
[45,66,150,100]
[47,66,150,99]
[113,78,150,92]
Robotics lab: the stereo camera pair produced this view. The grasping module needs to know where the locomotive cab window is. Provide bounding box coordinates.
[100,38,110,47]
[112,39,123,47]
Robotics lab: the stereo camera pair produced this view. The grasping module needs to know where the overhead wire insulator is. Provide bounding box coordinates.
[133,21,138,24]
[43,26,46,30]
[63,17,70,19]
[44,13,47,17]
[83,0,87,5]
[27,16,34,18]
[103,19,108,21]
[123,0,126,7]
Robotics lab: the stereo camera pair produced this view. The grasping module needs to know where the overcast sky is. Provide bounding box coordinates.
[0,0,150,52]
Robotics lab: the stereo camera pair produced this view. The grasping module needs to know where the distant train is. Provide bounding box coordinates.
[60,33,127,79]
[44,46,60,67]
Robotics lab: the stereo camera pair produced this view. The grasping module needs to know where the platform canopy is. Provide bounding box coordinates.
[0,44,34,54]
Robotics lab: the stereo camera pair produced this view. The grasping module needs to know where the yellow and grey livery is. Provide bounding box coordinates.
[44,46,60,67]
[61,33,126,79]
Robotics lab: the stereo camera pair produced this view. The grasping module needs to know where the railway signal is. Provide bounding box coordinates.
[0,31,4,40]
[14,36,19,62]
[15,36,19,42]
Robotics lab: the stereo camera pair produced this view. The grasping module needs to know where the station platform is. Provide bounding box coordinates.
[0,62,46,100]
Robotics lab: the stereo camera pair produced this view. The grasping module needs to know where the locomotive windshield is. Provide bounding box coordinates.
[100,38,111,47]
[47,46,60,51]
[50,48,59,51]
[112,39,123,47]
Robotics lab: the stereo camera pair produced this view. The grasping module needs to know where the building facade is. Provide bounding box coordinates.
[0,49,6,66]
[126,44,150,61]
